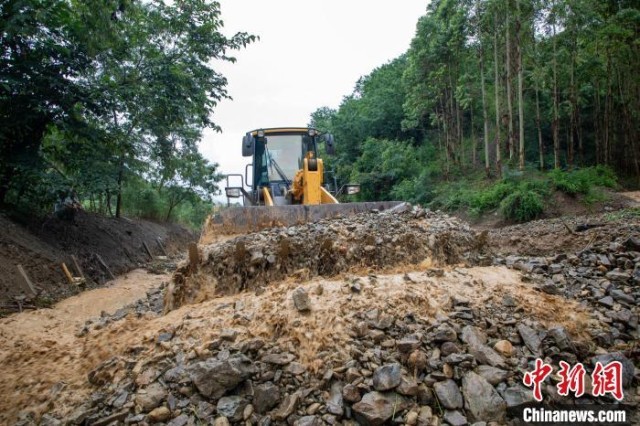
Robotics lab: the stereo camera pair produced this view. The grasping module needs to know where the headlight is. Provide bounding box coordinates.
[345,184,360,195]
[225,187,242,198]
[257,129,265,138]
[308,129,317,137]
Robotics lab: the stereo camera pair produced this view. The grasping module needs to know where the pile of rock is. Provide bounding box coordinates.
[40,285,636,426]
[496,236,640,343]
[166,207,487,310]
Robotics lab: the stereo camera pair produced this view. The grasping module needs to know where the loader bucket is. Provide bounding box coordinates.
[202,201,405,241]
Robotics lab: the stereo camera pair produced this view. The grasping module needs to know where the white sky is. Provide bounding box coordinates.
[201,0,427,200]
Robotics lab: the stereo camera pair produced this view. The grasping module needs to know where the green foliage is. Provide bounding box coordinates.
[549,166,617,196]
[430,175,551,222]
[1,0,254,221]
[119,178,213,230]
[309,0,639,223]
[499,188,545,222]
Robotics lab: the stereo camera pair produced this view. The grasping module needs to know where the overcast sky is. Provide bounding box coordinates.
[202,0,427,200]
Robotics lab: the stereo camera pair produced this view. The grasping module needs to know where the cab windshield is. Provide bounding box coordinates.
[262,134,304,182]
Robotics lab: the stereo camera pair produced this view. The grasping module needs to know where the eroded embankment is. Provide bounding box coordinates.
[165,207,489,310]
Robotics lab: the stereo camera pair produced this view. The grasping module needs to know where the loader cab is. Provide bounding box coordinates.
[252,130,315,194]
[239,128,324,204]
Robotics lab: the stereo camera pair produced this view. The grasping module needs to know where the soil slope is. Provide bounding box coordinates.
[0,210,196,308]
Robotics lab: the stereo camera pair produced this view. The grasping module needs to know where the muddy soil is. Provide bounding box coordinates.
[0,270,170,424]
[488,209,640,257]
[0,210,196,308]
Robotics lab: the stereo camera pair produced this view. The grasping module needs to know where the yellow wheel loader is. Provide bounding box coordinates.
[208,127,402,235]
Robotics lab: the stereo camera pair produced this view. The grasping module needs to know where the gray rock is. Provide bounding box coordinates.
[443,410,468,426]
[295,416,322,426]
[196,401,215,419]
[163,366,190,384]
[624,237,640,251]
[502,385,535,408]
[397,337,421,353]
[475,365,509,385]
[610,289,635,304]
[253,382,281,413]
[352,392,410,426]
[220,328,239,341]
[462,371,506,422]
[598,296,615,308]
[468,344,506,368]
[517,324,542,355]
[606,271,631,282]
[187,354,255,399]
[461,326,487,347]
[441,342,460,356]
[433,324,457,342]
[262,352,295,365]
[134,383,166,412]
[372,363,402,391]
[326,381,344,416]
[217,396,248,422]
[167,414,190,426]
[433,379,463,409]
[443,353,475,365]
[286,362,306,375]
[292,287,311,311]
[502,294,517,307]
[547,327,572,351]
[157,332,173,343]
[548,263,563,274]
[591,352,635,387]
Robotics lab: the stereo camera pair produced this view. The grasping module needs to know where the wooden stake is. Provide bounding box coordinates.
[95,254,115,280]
[16,265,37,296]
[71,255,85,279]
[156,238,168,256]
[142,241,154,260]
[61,263,74,285]
[188,243,200,272]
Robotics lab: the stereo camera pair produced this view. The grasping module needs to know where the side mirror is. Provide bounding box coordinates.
[242,134,255,157]
[325,134,336,156]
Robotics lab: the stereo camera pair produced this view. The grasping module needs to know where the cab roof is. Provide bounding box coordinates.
[249,127,319,136]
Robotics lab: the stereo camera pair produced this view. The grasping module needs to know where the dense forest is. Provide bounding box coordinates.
[1,0,254,226]
[312,0,639,220]
[2,0,639,227]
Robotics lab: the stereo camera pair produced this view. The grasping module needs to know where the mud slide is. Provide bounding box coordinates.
[0,270,169,424]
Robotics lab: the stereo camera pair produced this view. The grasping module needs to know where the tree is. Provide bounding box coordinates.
[1,0,255,216]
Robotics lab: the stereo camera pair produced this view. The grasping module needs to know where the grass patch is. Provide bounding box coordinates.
[429,166,617,223]
[604,207,640,222]
[549,165,617,196]
[430,175,550,222]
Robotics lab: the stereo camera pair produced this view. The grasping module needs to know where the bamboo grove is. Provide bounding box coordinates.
[313,0,640,202]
